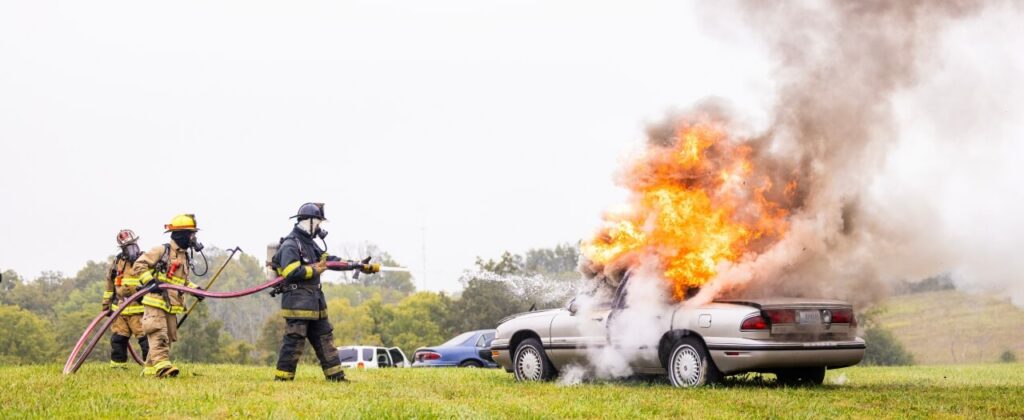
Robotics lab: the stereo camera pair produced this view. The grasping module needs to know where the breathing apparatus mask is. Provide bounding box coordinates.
[121,243,141,262]
[298,217,329,250]
[171,230,209,275]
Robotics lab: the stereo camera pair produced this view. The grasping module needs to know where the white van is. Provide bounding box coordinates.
[337,346,410,369]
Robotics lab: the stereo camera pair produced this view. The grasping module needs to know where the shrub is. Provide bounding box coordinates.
[862,327,914,366]
[1000,350,1017,363]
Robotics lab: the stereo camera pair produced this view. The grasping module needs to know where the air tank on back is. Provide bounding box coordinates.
[266,242,280,280]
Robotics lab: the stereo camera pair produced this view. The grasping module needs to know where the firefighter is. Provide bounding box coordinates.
[104,229,149,368]
[132,214,204,378]
[271,202,379,381]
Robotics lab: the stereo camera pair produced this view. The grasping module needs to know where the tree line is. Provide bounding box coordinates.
[0,243,580,365]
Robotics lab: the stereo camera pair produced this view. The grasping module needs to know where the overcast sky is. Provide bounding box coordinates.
[1,1,1020,293]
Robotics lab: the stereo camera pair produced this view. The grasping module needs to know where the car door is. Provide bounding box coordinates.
[375,348,392,368]
[388,347,408,367]
[605,286,672,372]
[548,298,611,367]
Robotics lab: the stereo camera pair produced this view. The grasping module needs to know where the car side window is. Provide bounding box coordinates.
[475,335,486,347]
[483,333,495,347]
[376,348,391,367]
[389,348,405,364]
[362,348,373,362]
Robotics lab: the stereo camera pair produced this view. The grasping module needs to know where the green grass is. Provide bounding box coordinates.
[2,363,1022,418]
[875,290,1024,364]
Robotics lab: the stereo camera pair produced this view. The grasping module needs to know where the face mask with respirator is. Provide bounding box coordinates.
[121,243,141,262]
[171,230,209,275]
[299,218,329,250]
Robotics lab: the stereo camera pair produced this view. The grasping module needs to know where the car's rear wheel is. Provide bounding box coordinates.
[776,367,826,386]
[513,338,556,382]
[459,360,482,368]
[667,337,720,388]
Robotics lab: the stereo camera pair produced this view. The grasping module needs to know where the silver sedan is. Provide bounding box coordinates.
[490,279,865,387]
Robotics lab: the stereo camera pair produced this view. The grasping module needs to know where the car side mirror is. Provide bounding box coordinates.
[568,300,578,315]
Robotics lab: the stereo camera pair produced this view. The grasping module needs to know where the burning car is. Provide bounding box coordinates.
[490,277,865,387]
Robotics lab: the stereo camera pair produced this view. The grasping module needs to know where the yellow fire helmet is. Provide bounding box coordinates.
[164,214,199,232]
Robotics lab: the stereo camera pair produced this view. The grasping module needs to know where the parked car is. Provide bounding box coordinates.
[490,277,865,387]
[413,330,498,368]
[337,345,411,369]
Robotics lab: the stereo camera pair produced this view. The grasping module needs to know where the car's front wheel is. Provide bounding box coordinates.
[459,360,482,368]
[776,367,826,386]
[667,337,721,388]
[513,338,556,382]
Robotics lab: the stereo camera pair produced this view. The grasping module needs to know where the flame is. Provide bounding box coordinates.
[582,119,792,301]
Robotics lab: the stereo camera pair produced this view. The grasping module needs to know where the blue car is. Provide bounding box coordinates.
[412,329,497,368]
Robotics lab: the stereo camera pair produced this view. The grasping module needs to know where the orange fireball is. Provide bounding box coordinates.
[582,119,792,301]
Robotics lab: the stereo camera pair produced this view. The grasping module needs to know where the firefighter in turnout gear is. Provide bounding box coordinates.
[271,203,379,381]
[132,214,204,378]
[105,229,149,368]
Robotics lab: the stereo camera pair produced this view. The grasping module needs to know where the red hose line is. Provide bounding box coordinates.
[64,285,156,374]
[63,310,110,373]
[158,275,285,298]
[128,342,144,365]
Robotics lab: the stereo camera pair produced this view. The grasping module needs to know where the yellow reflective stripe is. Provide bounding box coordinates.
[142,295,170,311]
[121,276,143,286]
[155,272,188,286]
[138,270,155,283]
[142,295,184,313]
[185,281,199,289]
[303,266,313,280]
[275,369,295,379]
[323,365,344,376]
[280,309,328,319]
[142,366,157,377]
[278,261,302,277]
[121,305,145,315]
[103,291,114,299]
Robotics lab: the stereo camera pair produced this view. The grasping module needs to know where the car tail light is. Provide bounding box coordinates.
[831,309,856,326]
[740,314,769,330]
[416,351,441,361]
[764,309,796,324]
[357,362,365,369]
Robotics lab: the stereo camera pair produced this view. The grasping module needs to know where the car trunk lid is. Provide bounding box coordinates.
[717,298,857,339]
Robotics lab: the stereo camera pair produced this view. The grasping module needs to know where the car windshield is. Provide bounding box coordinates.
[339,348,357,362]
[440,332,476,347]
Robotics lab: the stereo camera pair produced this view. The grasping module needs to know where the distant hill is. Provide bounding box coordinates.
[873,290,1024,364]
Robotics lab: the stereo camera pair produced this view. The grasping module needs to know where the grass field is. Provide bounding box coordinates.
[876,290,1024,364]
[2,363,1022,419]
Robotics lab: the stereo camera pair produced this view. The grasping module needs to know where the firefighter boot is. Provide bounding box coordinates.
[154,360,179,378]
[110,334,130,369]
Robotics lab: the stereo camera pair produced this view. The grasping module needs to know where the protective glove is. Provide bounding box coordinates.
[313,260,329,275]
[360,263,381,274]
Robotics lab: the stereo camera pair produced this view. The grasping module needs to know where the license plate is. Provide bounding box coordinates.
[797,310,821,325]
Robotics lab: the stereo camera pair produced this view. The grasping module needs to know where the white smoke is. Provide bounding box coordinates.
[574,259,675,379]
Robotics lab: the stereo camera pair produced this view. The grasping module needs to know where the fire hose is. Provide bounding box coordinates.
[62,260,384,375]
